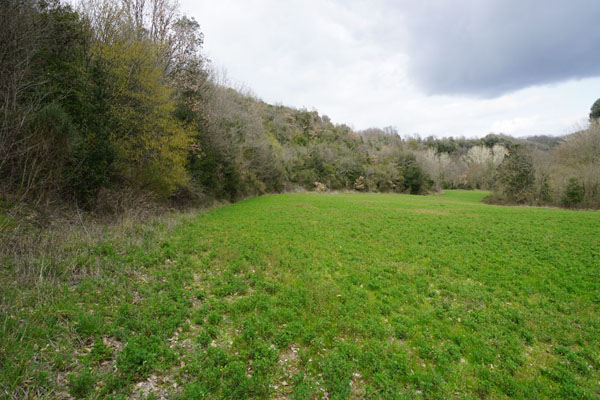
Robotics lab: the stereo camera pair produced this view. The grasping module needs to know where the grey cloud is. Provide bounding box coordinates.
[181,0,600,137]
[395,0,600,97]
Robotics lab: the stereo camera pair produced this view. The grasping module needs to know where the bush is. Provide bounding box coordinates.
[562,178,584,208]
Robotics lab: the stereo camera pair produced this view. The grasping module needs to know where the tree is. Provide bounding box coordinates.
[562,178,584,208]
[590,98,600,122]
[398,153,431,194]
[497,146,535,204]
[0,0,48,199]
[98,38,192,197]
[0,0,102,203]
[554,124,600,208]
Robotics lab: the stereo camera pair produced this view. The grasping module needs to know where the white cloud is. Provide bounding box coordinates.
[179,0,600,137]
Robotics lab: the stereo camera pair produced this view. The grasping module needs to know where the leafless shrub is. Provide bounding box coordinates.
[552,124,600,208]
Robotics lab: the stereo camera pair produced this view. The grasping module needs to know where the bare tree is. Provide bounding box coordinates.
[553,125,600,206]
[0,0,51,202]
[78,0,124,44]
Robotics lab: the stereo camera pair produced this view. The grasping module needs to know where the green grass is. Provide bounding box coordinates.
[1,191,599,399]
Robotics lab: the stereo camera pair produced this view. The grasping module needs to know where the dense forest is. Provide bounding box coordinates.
[1,0,599,213]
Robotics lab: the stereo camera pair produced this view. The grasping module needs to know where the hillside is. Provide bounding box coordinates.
[2,0,598,212]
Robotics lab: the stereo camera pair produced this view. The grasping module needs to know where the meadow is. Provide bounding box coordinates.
[1,191,599,399]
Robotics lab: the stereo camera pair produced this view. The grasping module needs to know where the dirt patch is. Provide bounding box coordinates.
[350,372,366,399]
[272,344,301,398]
[103,336,124,352]
[54,372,73,400]
[279,344,300,374]
[131,373,180,400]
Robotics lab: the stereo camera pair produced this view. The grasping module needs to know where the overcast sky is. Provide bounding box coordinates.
[179,0,600,138]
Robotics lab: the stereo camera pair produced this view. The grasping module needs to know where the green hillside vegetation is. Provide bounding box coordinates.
[2,0,599,211]
[2,191,599,398]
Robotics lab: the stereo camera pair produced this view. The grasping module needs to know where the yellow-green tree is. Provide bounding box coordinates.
[98,38,192,197]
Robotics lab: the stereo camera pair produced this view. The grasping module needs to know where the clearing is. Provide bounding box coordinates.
[1,191,599,399]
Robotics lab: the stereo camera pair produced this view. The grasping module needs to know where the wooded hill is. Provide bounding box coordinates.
[1,0,599,212]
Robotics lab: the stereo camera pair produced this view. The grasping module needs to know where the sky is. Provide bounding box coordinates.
[179,0,600,138]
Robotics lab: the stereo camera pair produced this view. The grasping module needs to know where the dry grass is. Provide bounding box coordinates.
[0,190,205,288]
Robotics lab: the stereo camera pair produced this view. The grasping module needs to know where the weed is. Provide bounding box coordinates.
[67,369,95,398]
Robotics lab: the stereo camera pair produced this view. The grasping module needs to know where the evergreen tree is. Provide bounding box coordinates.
[497,146,535,204]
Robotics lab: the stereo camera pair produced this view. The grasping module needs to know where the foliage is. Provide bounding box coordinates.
[1,0,598,210]
[98,38,192,197]
[0,0,89,202]
[562,178,584,207]
[590,97,600,121]
[539,176,553,204]
[397,152,432,194]
[497,146,536,204]
[553,125,600,208]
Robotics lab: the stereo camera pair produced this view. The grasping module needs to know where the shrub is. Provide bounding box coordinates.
[562,178,584,208]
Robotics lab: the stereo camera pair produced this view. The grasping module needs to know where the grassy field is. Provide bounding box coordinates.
[1,191,599,399]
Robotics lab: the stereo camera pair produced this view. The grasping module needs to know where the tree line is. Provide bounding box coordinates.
[1,0,598,212]
[405,124,600,209]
